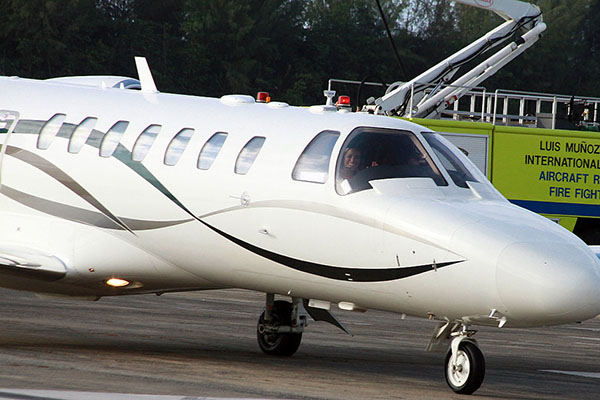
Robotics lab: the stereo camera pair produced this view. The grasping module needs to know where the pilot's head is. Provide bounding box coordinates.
[343,147,361,172]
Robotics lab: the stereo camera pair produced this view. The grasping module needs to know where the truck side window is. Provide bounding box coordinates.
[292,130,340,184]
[422,132,479,188]
[336,127,446,195]
[235,136,265,175]
[197,132,227,170]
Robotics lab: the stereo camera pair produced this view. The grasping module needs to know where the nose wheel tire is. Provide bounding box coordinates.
[444,341,485,394]
[257,300,302,356]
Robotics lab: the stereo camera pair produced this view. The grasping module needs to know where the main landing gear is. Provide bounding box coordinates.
[428,321,485,394]
[256,295,304,356]
[256,293,351,357]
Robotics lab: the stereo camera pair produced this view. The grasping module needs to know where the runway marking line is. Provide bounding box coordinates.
[0,389,273,400]
[540,370,600,379]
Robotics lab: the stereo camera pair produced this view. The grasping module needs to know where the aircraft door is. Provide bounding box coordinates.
[0,110,20,186]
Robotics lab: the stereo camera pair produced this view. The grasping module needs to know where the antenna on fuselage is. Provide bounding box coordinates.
[134,56,158,93]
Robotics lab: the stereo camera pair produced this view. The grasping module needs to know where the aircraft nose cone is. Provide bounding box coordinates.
[496,241,600,325]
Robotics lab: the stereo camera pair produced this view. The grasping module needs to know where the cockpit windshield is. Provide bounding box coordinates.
[336,128,447,194]
[422,132,481,188]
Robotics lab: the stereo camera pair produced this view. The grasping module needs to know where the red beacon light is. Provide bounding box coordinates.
[256,91,271,103]
[336,95,351,108]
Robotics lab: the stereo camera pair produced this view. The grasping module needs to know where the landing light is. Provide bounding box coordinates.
[105,278,130,288]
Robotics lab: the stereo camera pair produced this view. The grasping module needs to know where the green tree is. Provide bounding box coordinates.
[0,0,107,77]
[448,0,599,97]
[178,0,305,98]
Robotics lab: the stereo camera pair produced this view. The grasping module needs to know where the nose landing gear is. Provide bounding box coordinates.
[445,340,485,394]
[428,321,486,394]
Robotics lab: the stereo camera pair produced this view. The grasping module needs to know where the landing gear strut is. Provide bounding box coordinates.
[256,294,304,356]
[445,339,485,394]
[428,322,485,394]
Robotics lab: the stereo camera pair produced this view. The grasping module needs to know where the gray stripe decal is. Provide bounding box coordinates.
[12,120,196,219]
[0,185,193,230]
[85,129,197,219]
[5,145,133,233]
[13,120,43,135]
[57,122,76,139]
[15,120,75,139]
[112,144,196,217]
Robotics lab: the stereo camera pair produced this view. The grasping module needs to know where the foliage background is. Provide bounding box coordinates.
[0,0,598,105]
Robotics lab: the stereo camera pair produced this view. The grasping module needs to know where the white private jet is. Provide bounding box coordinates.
[1,59,599,395]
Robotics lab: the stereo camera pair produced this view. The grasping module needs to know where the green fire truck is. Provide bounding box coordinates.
[328,0,600,243]
[411,108,600,244]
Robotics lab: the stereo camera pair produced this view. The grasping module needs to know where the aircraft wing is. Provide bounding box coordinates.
[0,248,66,281]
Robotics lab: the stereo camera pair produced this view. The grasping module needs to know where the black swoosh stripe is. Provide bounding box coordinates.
[84,128,196,217]
[201,221,462,282]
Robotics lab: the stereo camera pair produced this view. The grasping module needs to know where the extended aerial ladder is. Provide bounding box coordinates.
[374,0,546,119]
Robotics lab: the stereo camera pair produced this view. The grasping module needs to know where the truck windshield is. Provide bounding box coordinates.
[336,127,447,195]
[422,132,480,188]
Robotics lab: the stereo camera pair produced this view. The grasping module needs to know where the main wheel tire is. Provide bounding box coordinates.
[444,341,485,395]
[257,300,302,356]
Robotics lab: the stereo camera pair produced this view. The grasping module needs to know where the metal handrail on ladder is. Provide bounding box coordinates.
[326,77,600,130]
[491,89,600,129]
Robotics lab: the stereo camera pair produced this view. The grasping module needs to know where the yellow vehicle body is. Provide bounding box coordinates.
[410,118,600,244]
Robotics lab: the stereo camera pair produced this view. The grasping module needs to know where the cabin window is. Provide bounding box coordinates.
[235,136,266,175]
[132,124,161,162]
[68,117,98,154]
[197,132,227,170]
[37,113,66,150]
[292,130,340,184]
[336,127,446,195]
[422,132,479,188]
[100,121,129,157]
[164,128,194,166]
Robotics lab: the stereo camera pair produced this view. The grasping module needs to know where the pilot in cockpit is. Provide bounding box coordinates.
[336,130,453,195]
[338,146,362,180]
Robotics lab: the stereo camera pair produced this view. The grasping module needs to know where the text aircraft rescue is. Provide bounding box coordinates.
[1,59,599,394]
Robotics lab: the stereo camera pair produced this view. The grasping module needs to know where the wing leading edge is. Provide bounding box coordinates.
[0,248,66,281]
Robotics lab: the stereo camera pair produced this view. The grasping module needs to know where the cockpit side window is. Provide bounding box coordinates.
[292,130,340,184]
[422,132,479,188]
[336,127,447,195]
